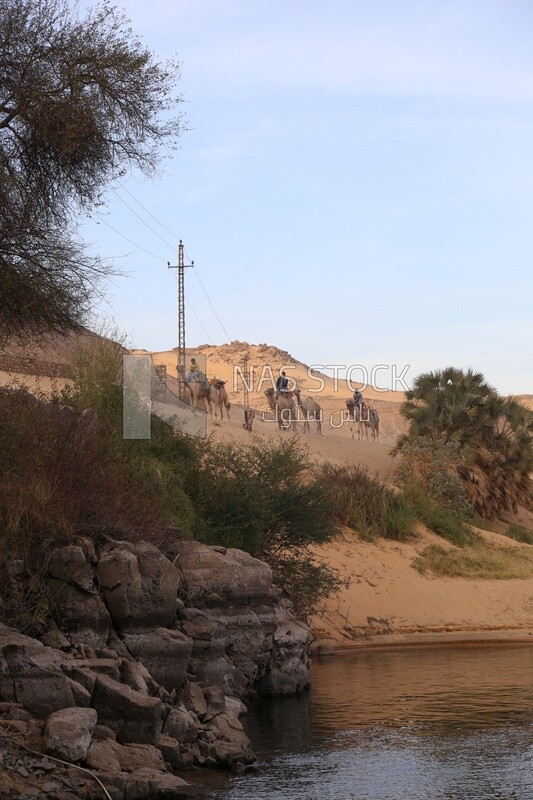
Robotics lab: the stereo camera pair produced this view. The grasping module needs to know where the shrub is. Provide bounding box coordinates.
[54,325,126,421]
[505,524,533,545]
[187,437,336,553]
[268,553,344,615]
[185,436,340,611]
[395,438,475,518]
[402,484,478,546]
[320,463,416,541]
[0,389,164,559]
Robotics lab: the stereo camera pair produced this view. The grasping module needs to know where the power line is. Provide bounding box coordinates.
[94,214,165,261]
[111,188,175,250]
[193,263,232,342]
[102,189,232,342]
[117,183,181,242]
[184,247,232,342]
[186,298,215,345]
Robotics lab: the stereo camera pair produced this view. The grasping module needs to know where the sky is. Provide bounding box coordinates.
[77,0,533,394]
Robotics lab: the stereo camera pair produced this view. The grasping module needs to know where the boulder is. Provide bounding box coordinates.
[224,696,247,718]
[123,628,192,691]
[3,643,76,718]
[191,655,241,697]
[91,674,163,745]
[97,541,180,630]
[202,686,225,722]
[119,658,151,694]
[173,542,273,607]
[47,545,95,592]
[114,741,165,772]
[85,738,122,773]
[124,769,212,799]
[181,682,207,719]
[207,712,250,749]
[46,581,113,645]
[46,546,112,646]
[197,737,254,768]
[65,675,92,707]
[44,707,97,762]
[157,734,182,767]
[163,705,199,743]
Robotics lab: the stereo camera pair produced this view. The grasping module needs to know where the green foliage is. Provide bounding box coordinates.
[402,484,478,546]
[320,463,416,541]
[395,367,533,519]
[268,553,344,615]
[186,437,336,555]
[505,524,533,545]
[395,438,475,518]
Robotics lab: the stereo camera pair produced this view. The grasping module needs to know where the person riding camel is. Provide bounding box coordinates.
[276,370,289,398]
[188,358,210,390]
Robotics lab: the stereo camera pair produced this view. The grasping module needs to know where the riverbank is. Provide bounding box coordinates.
[310,524,533,653]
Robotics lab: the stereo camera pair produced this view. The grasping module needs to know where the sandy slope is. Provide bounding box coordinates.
[310,526,533,651]
[2,334,533,649]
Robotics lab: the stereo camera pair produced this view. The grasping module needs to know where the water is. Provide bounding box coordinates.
[219,645,533,800]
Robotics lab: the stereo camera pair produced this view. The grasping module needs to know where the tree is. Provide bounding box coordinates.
[395,367,533,518]
[0,0,183,340]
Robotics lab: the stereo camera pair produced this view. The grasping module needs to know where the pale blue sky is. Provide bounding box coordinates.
[79,1,533,394]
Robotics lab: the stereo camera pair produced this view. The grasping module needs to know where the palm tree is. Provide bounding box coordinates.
[395,368,533,519]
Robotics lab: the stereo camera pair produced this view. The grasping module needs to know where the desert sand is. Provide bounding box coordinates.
[2,335,532,651]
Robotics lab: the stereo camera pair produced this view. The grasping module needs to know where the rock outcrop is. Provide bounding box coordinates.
[0,535,311,799]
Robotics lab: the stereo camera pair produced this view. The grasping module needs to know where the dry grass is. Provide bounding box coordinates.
[504,523,533,545]
[413,542,533,579]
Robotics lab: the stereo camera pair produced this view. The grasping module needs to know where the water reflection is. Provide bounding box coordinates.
[309,646,533,732]
[221,645,533,800]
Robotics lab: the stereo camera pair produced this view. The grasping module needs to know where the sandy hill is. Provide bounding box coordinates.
[145,342,405,462]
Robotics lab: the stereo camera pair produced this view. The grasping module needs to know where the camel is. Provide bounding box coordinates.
[264,387,295,431]
[209,381,231,421]
[367,406,380,441]
[345,399,379,441]
[180,372,211,412]
[293,388,322,435]
[346,398,368,440]
[243,408,255,431]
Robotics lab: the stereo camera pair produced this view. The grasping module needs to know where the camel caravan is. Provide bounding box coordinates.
[179,356,379,441]
[265,385,379,440]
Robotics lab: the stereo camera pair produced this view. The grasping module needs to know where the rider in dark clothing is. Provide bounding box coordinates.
[276,371,288,397]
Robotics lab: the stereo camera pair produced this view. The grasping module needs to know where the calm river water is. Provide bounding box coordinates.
[217,644,533,800]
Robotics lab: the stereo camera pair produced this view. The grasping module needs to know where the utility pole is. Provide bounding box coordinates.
[168,240,194,401]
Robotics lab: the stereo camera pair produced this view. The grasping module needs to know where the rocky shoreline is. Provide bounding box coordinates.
[0,536,311,798]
